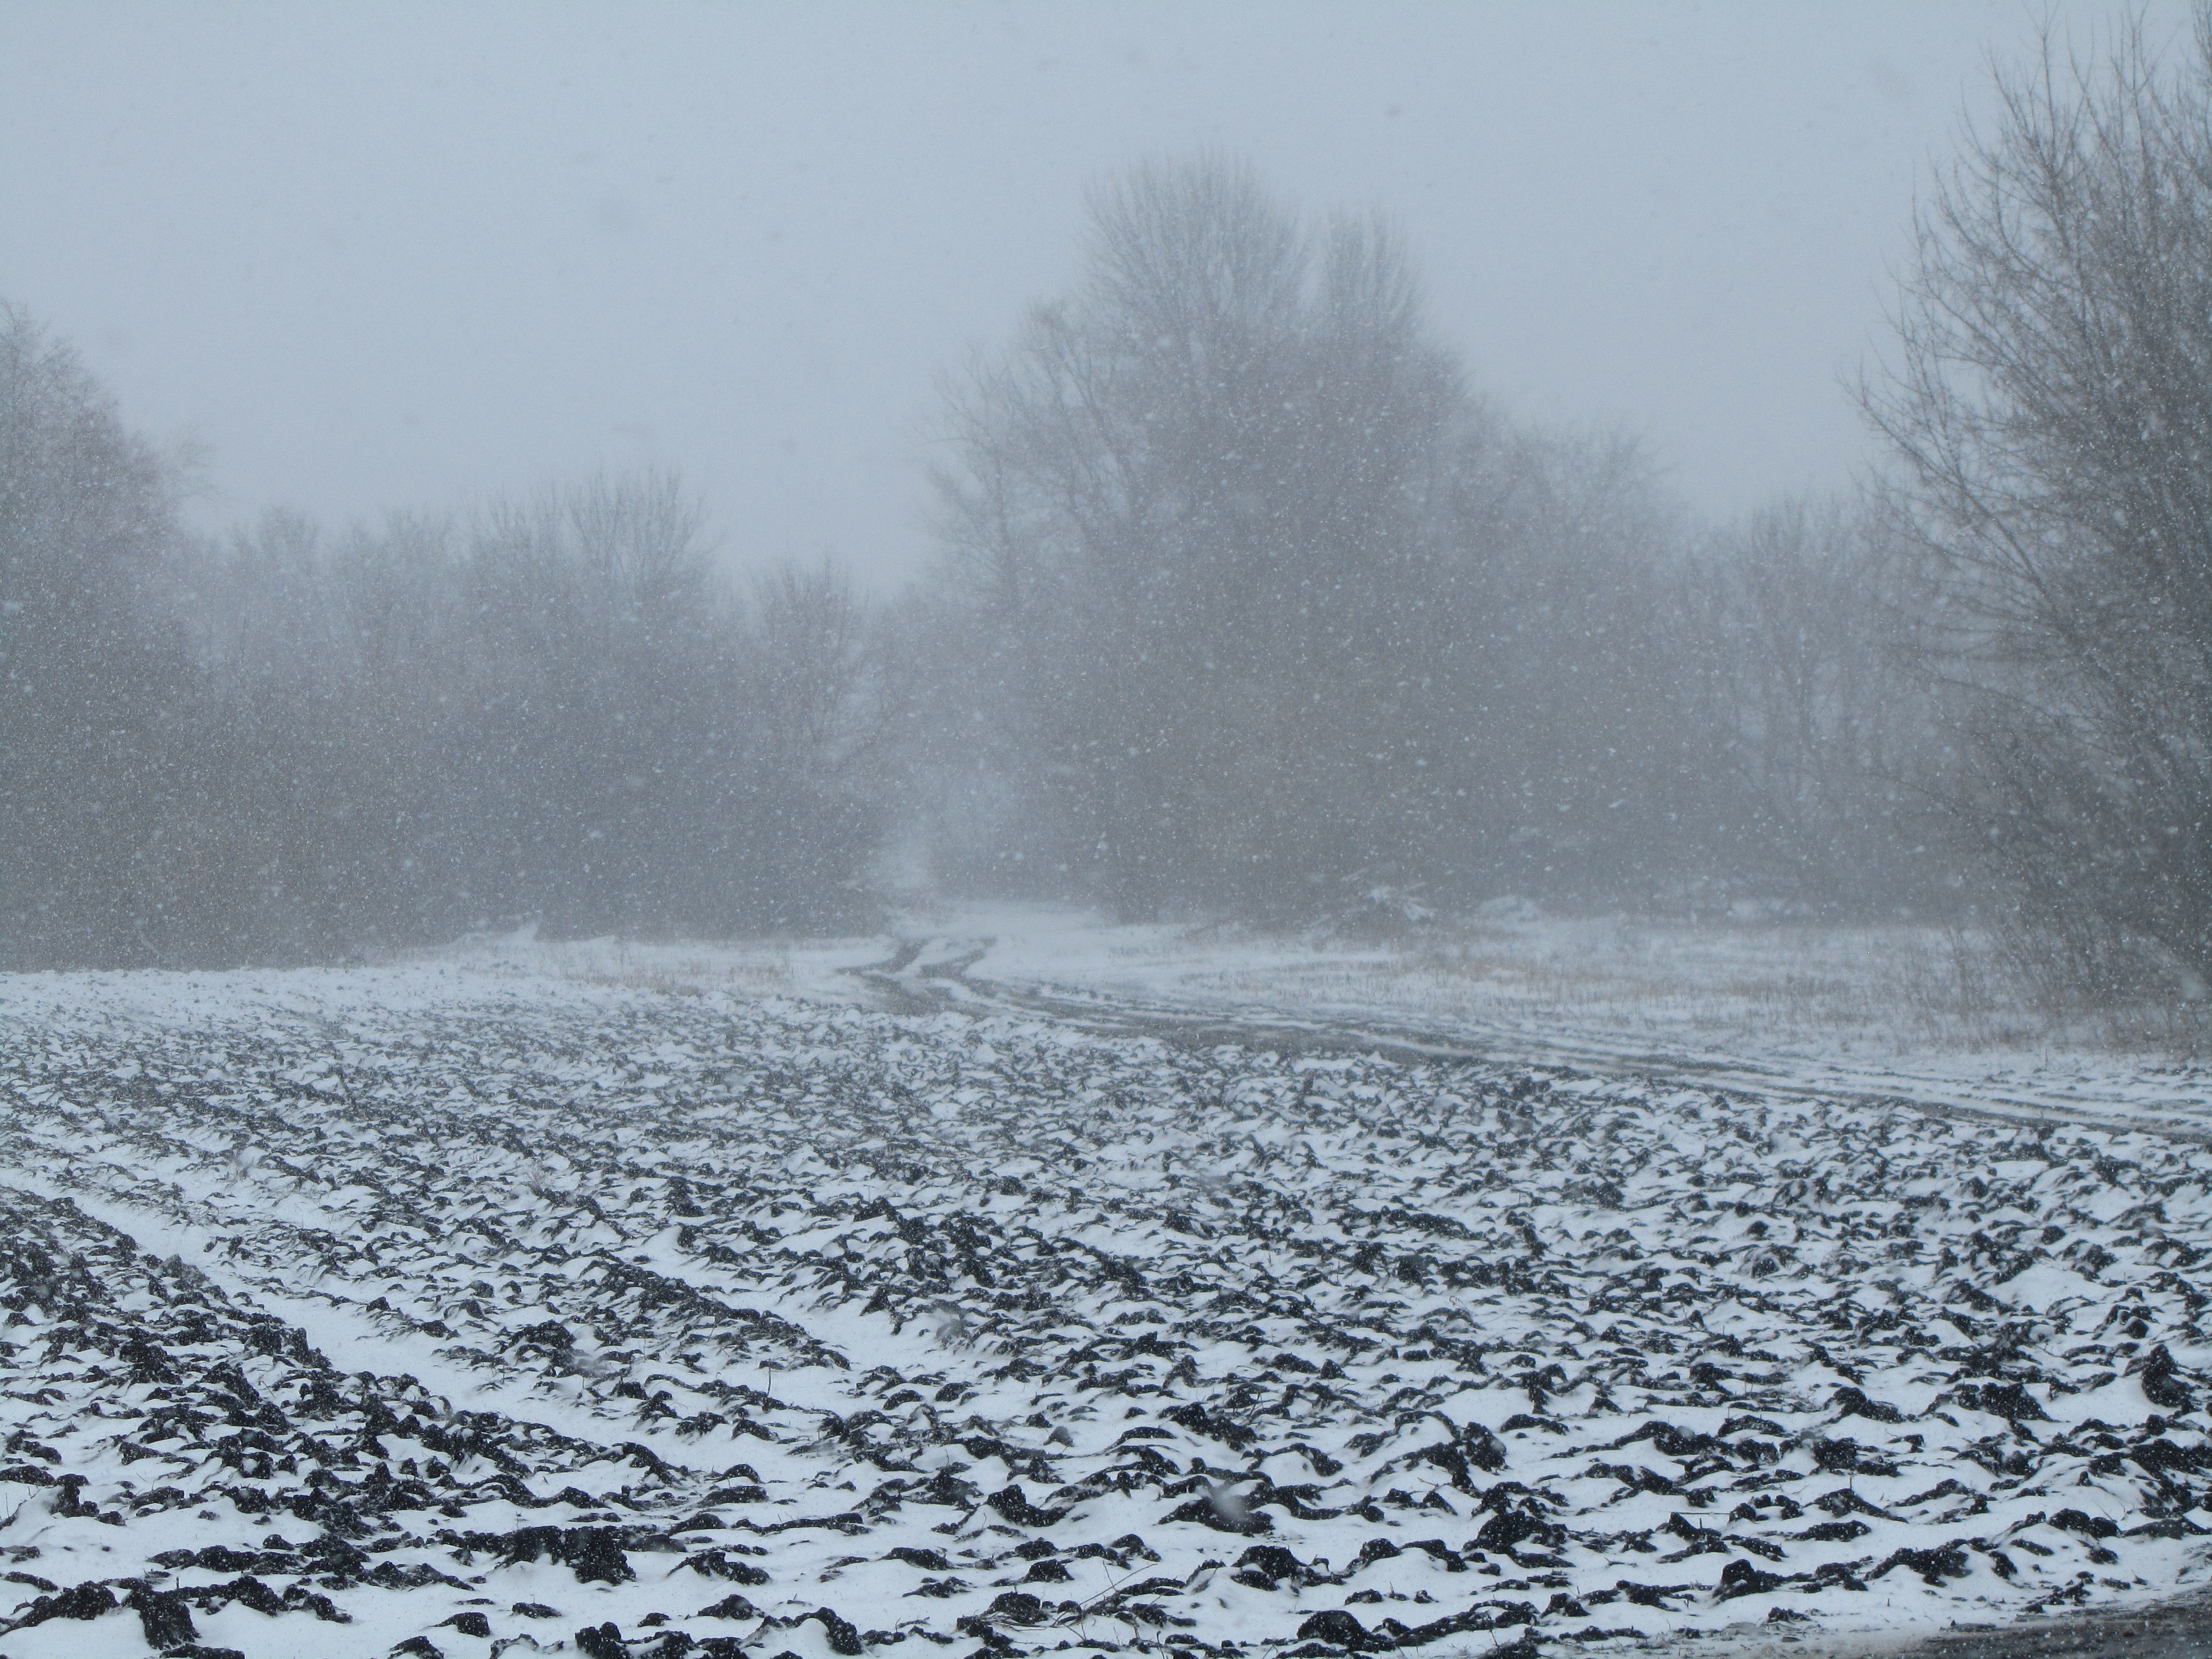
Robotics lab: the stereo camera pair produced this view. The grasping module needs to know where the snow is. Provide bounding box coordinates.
[835,904,2212,1139]
[2,931,2208,1658]
[390,904,2212,1140]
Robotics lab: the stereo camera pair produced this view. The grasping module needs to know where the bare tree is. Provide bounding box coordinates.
[3,310,885,968]
[171,473,884,957]
[927,157,1461,919]
[1694,499,1953,915]
[919,157,1839,925]
[0,307,203,967]
[1425,424,1729,910]
[1864,13,2212,994]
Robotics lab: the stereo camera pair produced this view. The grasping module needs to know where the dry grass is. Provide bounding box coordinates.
[1186,920,2022,1054]
[1098,912,2205,1064]
[412,930,811,999]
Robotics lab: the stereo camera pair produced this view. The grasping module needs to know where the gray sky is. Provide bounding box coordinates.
[3,2,2191,587]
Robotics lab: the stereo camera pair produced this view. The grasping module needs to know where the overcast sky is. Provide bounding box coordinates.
[3,2,2194,587]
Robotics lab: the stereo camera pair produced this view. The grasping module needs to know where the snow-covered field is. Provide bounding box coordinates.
[3,955,2209,1659]
[430,904,2212,1137]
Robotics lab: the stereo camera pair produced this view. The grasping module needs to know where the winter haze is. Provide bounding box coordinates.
[5,9,2212,1659]
[4,1,2177,585]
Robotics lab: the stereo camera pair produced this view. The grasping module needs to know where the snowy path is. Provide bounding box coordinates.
[848,931,2212,1147]
[1,965,2208,1659]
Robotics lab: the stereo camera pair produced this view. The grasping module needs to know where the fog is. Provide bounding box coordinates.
[5,2,2209,1007]
[3,2,2166,587]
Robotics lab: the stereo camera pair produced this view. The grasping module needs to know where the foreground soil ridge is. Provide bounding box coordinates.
[0,964,2206,1656]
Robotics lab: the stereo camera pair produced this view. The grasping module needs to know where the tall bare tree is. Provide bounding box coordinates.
[1864,13,2212,992]
[929,157,1461,918]
[0,308,202,967]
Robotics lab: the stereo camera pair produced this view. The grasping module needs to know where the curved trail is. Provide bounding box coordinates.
[846,936,2212,1150]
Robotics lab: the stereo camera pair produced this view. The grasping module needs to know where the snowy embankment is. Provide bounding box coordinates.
[1,964,2208,1659]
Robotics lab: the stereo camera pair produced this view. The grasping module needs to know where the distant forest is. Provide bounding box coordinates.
[4,24,2207,1006]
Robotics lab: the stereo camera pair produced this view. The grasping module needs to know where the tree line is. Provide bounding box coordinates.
[4,18,2205,1005]
[1,372,879,966]
[900,163,1950,929]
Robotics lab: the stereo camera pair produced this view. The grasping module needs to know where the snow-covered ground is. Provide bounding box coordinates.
[942,905,2212,1138]
[2,951,2208,1659]
[424,904,2212,1138]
